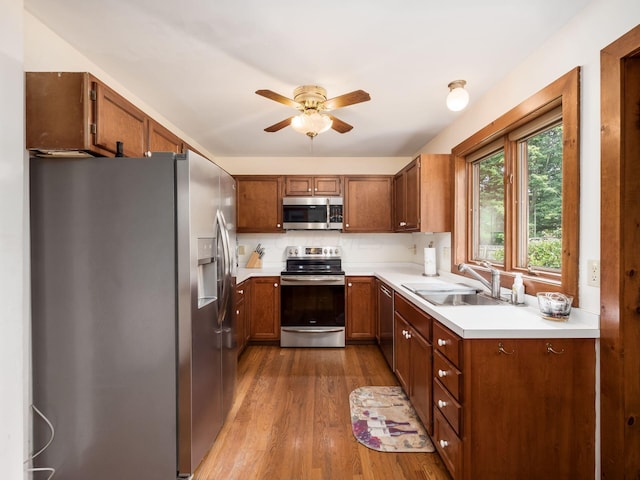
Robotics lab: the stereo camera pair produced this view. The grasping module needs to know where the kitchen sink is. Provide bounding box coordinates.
[417,292,507,306]
[401,282,479,295]
[401,283,507,306]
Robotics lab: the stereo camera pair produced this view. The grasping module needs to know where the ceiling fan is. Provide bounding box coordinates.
[255,85,371,137]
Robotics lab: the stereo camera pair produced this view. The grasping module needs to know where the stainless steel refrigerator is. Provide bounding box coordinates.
[29,150,237,479]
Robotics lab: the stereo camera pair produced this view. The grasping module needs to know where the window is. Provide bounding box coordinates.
[515,118,563,272]
[470,146,505,264]
[453,68,580,301]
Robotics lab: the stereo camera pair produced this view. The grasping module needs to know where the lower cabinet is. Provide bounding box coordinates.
[248,276,280,341]
[432,320,596,480]
[393,293,433,435]
[235,280,250,356]
[346,276,376,341]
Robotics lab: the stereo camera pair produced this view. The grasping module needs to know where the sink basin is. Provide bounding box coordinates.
[416,292,507,306]
[401,282,506,306]
[401,282,479,295]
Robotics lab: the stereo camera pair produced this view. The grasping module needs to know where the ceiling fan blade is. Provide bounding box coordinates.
[327,115,353,134]
[323,90,371,110]
[264,117,294,132]
[255,90,300,109]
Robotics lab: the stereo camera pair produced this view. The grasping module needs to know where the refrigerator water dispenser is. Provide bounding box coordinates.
[197,237,217,308]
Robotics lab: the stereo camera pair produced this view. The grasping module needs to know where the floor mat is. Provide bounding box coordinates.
[349,386,435,452]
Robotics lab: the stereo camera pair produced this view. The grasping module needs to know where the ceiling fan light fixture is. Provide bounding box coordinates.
[446,79,469,111]
[291,112,333,138]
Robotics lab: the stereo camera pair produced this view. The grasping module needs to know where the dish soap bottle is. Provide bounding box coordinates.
[512,273,525,304]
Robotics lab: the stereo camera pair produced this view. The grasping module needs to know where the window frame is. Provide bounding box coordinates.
[452,68,580,303]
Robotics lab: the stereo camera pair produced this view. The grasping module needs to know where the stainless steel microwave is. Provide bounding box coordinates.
[282,197,343,230]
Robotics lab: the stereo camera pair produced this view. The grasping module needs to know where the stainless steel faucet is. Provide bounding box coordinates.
[458,261,502,299]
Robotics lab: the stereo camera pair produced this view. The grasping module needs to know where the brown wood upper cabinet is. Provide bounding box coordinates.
[284,176,342,196]
[394,154,451,232]
[147,118,183,155]
[26,72,184,158]
[343,176,393,233]
[235,176,284,233]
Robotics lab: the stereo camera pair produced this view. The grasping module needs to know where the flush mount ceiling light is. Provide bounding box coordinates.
[290,111,333,138]
[446,80,469,111]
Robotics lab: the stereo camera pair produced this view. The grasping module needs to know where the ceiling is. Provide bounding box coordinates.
[24,0,591,158]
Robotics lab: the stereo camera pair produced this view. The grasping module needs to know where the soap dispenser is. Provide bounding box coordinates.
[512,273,525,304]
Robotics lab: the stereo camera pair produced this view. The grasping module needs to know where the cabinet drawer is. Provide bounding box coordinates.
[433,321,461,367]
[434,409,462,480]
[394,294,432,342]
[434,350,462,400]
[434,378,462,435]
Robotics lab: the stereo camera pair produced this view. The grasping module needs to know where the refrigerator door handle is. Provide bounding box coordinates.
[216,210,231,326]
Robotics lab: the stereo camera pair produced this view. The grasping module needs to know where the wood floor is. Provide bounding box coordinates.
[194,345,452,480]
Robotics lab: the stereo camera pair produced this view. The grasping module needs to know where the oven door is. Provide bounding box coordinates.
[280,275,345,347]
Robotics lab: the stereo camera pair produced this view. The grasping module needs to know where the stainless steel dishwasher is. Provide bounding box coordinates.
[377,281,394,369]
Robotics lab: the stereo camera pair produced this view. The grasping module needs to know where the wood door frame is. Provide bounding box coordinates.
[600,24,640,479]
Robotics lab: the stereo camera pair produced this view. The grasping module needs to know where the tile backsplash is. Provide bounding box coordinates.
[237,231,452,272]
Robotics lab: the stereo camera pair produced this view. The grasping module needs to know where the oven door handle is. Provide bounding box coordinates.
[280,276,345,285]
[282,328,345,334]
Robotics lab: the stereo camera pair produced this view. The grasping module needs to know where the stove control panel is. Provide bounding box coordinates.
[285,245,341,258]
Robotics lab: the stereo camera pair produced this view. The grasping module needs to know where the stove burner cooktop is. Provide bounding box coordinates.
[282,245,343,275]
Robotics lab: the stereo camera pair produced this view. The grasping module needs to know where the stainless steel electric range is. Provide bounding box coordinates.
[280,246,345,347]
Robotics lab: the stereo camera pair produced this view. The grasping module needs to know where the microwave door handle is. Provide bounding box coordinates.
[326,198,330,229]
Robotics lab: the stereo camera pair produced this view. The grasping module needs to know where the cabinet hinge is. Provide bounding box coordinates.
[90,123,97,134]
[90,89,96,101]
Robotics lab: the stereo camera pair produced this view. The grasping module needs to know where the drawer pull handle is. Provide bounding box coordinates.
[498,342,515,355]
[546,342,565,355]
[437,338,449,347]
[439,439,449,448]
[437,369,448,378]
[238,289,244,294]
[437,400,448,408]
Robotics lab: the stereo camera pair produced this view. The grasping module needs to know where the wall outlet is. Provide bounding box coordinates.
[238,245,246,255]
[587,259,600,287]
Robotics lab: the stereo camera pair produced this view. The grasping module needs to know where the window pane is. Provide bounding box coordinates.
[519,124,563,270]
[473,150,505,264]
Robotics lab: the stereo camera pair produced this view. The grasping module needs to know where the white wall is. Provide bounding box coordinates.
[216,156,411,175]
[419,0,640,315]
[1,0,26,477]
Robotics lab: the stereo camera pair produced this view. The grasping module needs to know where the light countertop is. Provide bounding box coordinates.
[236,263,600,340]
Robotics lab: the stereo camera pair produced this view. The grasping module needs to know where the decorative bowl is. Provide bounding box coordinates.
[537,292,573,321]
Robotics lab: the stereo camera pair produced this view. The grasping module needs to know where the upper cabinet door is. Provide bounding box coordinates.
[393,154,451,233]
[147,118,183,155]
[284,176,314,195]
[236,176,284,233]
[313,176,342,196]
[92,80,147,157]
[343,176,393,233]
[284,176,342,196]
